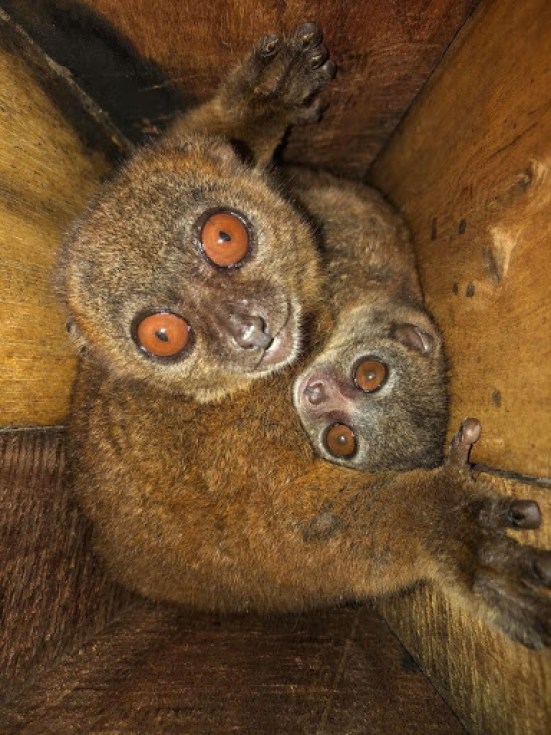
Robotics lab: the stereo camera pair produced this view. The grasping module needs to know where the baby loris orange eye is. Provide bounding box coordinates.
[354,358,388,393]
[324,423,357,458]
[200,211,250,267]
[132,311,191,359]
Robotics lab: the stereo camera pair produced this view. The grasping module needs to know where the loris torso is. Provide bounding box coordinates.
[73,344,444,614]
[68,160,436,611]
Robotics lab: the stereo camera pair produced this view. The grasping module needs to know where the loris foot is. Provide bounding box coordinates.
[226,22,337,125]
[167,23,337,166]
[432,418,551,648]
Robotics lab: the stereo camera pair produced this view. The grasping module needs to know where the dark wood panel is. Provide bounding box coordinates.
[0,430,133,700]
[1,602,464,734]
[6,0,479,177]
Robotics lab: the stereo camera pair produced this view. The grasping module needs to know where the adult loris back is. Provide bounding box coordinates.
[60,26,551,648]
[288,167,448,470]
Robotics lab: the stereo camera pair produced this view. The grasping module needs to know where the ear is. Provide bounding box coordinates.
[65,316,88,355]
[392,322,438,355]
[205,137,245,170]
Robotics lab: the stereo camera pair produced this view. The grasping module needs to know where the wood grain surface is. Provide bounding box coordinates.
[0,429,133,701]
[371,1,551,732]
[371,0,551,478]
[0,15,108,428]
[378,476,551,735]
[77,0,479,176]
[0,600,464,735]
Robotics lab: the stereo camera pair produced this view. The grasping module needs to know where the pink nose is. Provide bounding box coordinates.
[227,312,273,350]
[304,380,328,405]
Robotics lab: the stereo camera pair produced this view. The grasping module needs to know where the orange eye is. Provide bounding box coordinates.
[132,310,191,359]
[324,423,357,458]
[200,210,251,268]
[354,358,387,393]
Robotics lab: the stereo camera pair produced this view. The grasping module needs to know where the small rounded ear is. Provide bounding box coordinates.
[205,138,245,169]
[392,322,437,355]
[65,316,87,355]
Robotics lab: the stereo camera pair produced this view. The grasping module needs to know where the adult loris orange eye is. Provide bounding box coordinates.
[354,358,387,393]
[201,211,250,268]
[133,311,191,359]
[324,423,357,458]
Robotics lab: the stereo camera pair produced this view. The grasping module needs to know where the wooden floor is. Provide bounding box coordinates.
[0,430,464,734]
[1,602,464,735]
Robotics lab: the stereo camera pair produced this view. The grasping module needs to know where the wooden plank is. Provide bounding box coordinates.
[378,474,551,735]
[43,0,481,176]
[371,0,551,477]
[0,15,109,427]
[0,601,464,734]
[371,2,551,730]
[0,430,133,701]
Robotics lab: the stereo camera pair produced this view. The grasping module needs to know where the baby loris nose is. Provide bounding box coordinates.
[228,312,273,350]
[304,379,328,405]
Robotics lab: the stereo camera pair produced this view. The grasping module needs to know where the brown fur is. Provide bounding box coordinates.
[68,361,551,647]
[59,26,551,648]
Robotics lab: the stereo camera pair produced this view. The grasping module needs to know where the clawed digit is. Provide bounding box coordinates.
[473,540,551,648]
[249,22,336,111]
[260,34,281,58]
[448,417,481,468]
[440,416,550,647]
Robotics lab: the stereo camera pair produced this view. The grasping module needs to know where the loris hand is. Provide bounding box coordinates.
[226,22,337,125]
[428,419,551,649]
[166,23,337,166]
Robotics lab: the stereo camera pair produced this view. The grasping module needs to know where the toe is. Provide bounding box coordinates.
[294,22,323,48]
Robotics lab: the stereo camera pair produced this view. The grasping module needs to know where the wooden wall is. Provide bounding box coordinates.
[52,0,478,176]
[371,1,551,732]
[0,11,109,427]
[371,0,551,479]
[0,1,549,732]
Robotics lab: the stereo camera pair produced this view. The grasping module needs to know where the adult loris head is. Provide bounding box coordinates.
[58,133,323,404]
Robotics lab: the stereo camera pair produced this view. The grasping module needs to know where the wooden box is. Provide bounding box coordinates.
[0,1,549,732]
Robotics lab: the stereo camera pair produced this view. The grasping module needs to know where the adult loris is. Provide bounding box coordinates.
[59,23,337,404]
[59,26,551,648]
[166,23,449,472]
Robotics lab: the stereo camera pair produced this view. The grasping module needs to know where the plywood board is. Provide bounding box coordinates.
[371,0,551,478]
[0,430,132,700]
[371,1,551,731]
[0,17,108,427]
[1,599,464,734]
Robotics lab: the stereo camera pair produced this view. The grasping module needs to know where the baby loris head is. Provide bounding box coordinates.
[293,301,448,471]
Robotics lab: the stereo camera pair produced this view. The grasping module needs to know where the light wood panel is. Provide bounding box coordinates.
[379,475,551,735]
[0,14,108,427]
[371,0,551,478]
[371,1,551,732]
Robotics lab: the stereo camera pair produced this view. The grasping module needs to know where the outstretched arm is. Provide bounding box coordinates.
[284,419,550,649]
[164,23,336,166]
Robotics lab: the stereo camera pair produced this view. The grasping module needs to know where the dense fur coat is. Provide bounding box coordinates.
[59,25,551,648]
